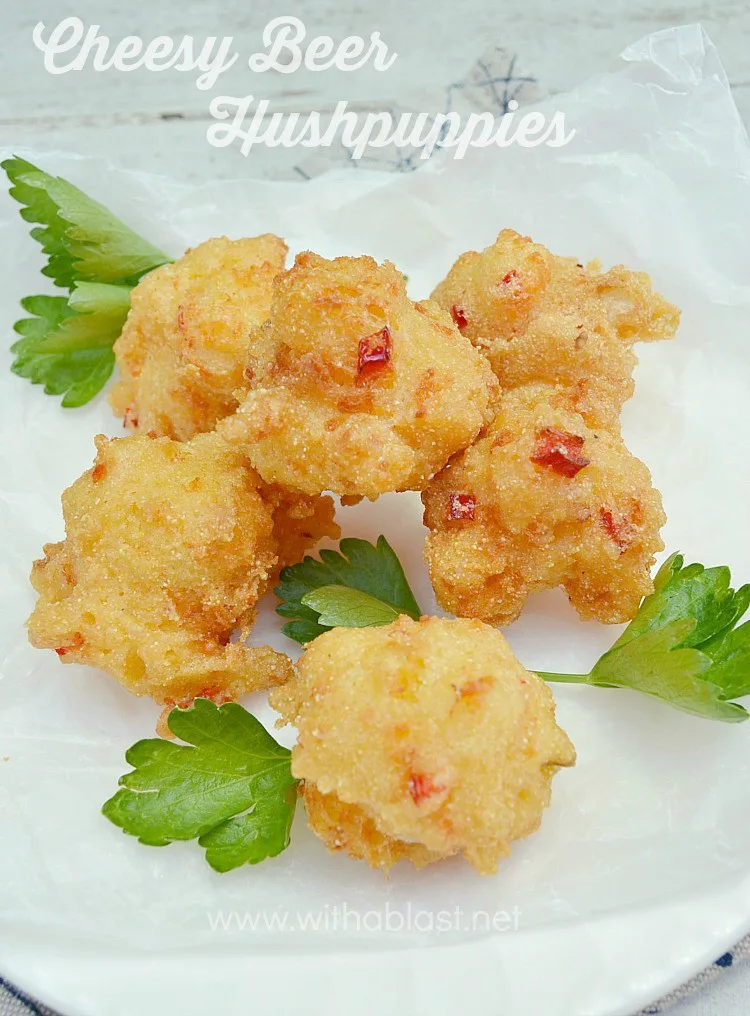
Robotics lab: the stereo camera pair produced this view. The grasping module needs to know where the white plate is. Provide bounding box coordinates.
[1,24,750,1016]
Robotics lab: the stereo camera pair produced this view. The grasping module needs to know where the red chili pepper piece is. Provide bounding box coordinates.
[531,428,590,478]
[55,632,84,657]
[500,269,519,286]
[599,508,637,550]
[123,406,139,429]
[448,492,476,520]
[450,304,468,330]
[357,325,392,377]
[408,773,446,805]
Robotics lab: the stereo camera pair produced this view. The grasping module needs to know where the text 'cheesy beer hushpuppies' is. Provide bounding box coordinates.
[431,229,680,430]
[422,385,666,626]
[270,616,575,874]
[27,431,338,706]
[218,252,499,499]
[111,235,288,441]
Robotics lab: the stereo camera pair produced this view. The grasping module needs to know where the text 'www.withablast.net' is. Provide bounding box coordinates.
[206,904,522,933]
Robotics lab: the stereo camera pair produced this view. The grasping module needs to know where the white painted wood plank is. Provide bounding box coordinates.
[2,118,311,181]
[3,0,749,124]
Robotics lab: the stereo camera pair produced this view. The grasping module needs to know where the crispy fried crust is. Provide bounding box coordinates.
[301,783,440,871]
[271,616,575,874]
[218,251,499,498]
[264,483,340,580]
[422,384,666,625]
[26,431,307,705]
[431,229,679,430]
[111,235,287,440]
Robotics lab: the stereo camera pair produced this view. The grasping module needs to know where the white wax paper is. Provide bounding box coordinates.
[0,22,749,964]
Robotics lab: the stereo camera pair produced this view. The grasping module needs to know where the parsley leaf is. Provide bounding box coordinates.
[11,285,131,406]
[279,541,749,721]
[275,536,422,643]
[540,554,750,722]
[4,156,171,287]
[302,585,403,629]
[4,157,173,406]
[102,699,298,871]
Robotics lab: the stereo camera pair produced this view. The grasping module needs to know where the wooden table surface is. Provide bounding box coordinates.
[3,0,750,179]
[1,2,749,1014]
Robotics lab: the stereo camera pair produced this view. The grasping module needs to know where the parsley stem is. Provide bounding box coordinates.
[535,672,590,684]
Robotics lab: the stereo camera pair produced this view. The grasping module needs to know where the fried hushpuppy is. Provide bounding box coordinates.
[431,229,679,430]
[26,431,337,705]
[218,252,499,498]
[111,235,287,440]
[301,784,441,870]
[270,616,575,874]
[422,384,665,626]
[265,483,342,577]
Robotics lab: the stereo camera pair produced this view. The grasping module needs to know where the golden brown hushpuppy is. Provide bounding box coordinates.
[111,235,287,440]
[27,431,337,706]
[218,252,499,498]
[270,616,575,874]
[431,229,679,431]
[422,384,666,625]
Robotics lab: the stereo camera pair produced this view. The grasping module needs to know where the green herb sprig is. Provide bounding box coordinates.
[277,542,750,722]
[102,699,297,872]
[4,157,171,405]
[539,554,750,722]
[275,535,421,644]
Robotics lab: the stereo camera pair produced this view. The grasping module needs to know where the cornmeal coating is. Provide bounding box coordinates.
[270,616,575,874]
[111,235,288,440]
[265,483,341,578]
[218,252,499,498]
[422,384,666,626]
[302,784,441,871]
[431,229,679,430]
[26,431,337,705]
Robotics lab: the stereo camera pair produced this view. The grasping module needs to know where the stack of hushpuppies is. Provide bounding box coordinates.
[26,228,679,873]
